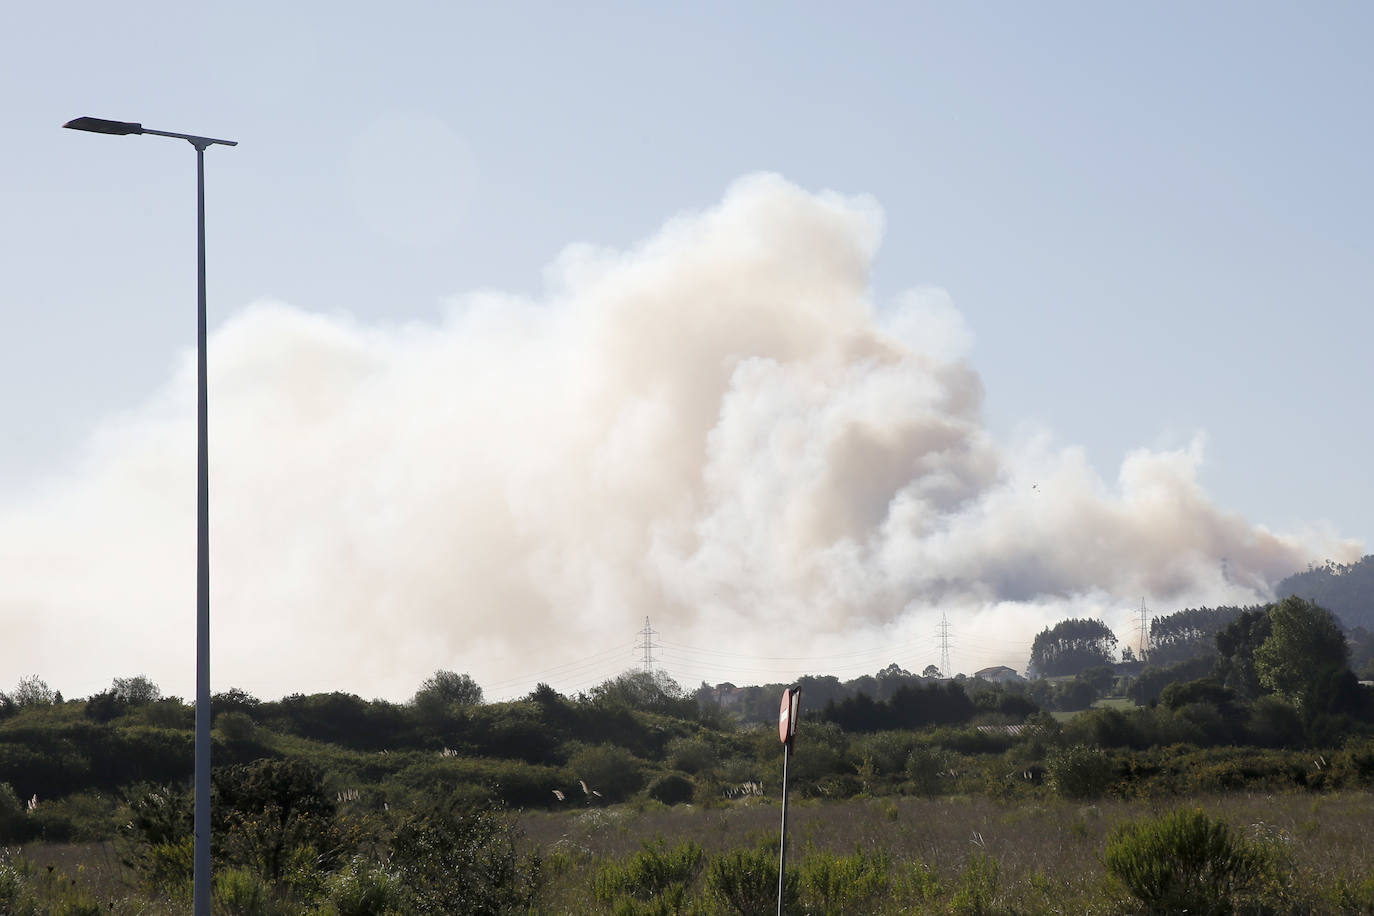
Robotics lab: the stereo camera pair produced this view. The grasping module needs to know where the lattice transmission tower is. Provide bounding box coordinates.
[938,612,952,678]
[637,616,659,674]
[1135,598,1150,661]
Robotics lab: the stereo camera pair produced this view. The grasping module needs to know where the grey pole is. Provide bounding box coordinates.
[776,684,799,915]
[62,117,236,916]
[193,139,212,916]
[776,739,791,916]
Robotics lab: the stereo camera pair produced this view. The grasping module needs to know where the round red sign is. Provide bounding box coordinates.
[778,687,796,744]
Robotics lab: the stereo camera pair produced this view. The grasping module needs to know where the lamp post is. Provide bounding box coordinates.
[63,116,236,916]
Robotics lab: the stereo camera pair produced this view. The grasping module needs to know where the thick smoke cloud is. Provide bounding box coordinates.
[1,175,1360,701]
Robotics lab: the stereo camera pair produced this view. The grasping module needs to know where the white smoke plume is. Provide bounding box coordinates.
[1,174,1361,701]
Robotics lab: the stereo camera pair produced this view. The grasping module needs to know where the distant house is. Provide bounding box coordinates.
[973,665,1025,684]
[710,683,748,710]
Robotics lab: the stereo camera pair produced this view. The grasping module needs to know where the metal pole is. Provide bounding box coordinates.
[777,739,790,916]
[63,117,234,916]
[193,141,212,916]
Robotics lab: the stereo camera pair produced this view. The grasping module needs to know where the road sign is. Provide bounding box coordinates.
[777,684,801,914]
[778,686,801,743]
[778,687,800,744]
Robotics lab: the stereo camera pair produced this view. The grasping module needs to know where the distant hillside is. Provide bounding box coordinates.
[1274,555,1374,632]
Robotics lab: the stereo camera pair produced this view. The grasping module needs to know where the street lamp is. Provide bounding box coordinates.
[64,115,237,916]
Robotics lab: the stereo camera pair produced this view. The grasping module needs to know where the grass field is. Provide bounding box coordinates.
[12,790,1374,914]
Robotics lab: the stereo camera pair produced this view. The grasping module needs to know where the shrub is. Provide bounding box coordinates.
[707,841,796,916]
[1334,736,1374,787]
[1046,744,1113,800]
[0,854,31,916]
[214,866,276,915]
[852,731,920,777]
[646,772,695,806]
[29,790,119,843]
[139,838,195,894]
[593,838,704,903]
[810,773,863,799]
[905,745,952,797]
[389,802,541,914]
[327,856,401,916]
[949,853,1000,916]
[665,736,716,774]
[213,758,342,882]
[216,711,258,745]
[566,743,644,802]
[787,721,849,786]
[0,782,29,843]
[799,848,891,915]
[1103,808,1277,915]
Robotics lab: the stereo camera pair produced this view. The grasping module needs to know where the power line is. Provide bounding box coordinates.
[656,635,940,663]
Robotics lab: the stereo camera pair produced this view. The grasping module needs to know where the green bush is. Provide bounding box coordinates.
[327,856,401,916]
[389,803,541,914]
[566,743,644,802]
[646,772,695,806]
[706,841,795,916]
[213,758,343,882]
[1334,736,1374,787]
[593,838,704,903]
[1103,808,1277,915]
[216,711,259,745]
[0,855,30,916]
[949,853,1000,916]
[28,791,118,843]
[810,772,863,799]
[799,848,891,915]
[852,731,920,777]
[905,745,952,797]
[664,736,716,774]
[1046,744,1113,799]
[214,866,276,915]
[0,782,30,843]
[139,837,194,894]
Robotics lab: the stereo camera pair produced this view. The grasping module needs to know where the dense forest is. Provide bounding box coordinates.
[1276,555,1374,632]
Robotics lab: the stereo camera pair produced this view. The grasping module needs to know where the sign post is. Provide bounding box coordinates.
[777,685,800,915]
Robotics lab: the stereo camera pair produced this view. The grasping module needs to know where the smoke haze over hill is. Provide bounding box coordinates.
[1,175,1361,701]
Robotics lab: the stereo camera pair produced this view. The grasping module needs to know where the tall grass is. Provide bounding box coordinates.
[13,791,1374,914]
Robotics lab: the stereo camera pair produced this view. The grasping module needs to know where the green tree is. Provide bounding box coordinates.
[389,803,541,914]
[212,688,262,716]
[212,758,342,882]
[1028,618,1118,677]
[1254,596,1349,709]
[414,670,483,714]
[1214,609,1273,700]
[12,675,54,707]
[1274,554,1374,632]
[1148,606,1248,666]
[583,670,695,717]
[112,675,161,706]
[565,743,643,802]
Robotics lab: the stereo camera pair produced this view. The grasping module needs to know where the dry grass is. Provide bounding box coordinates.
[521,791,1374,914]
[15,792,1374,914]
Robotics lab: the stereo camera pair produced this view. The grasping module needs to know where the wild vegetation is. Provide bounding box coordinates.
[1,594,1373,912]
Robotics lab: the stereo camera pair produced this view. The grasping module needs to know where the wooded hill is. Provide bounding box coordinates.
[1276,554,1374,632]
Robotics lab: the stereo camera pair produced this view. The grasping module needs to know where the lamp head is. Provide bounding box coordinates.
[63,117,143,136]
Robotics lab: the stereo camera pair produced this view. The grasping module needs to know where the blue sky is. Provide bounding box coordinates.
[3,3,1371,699]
